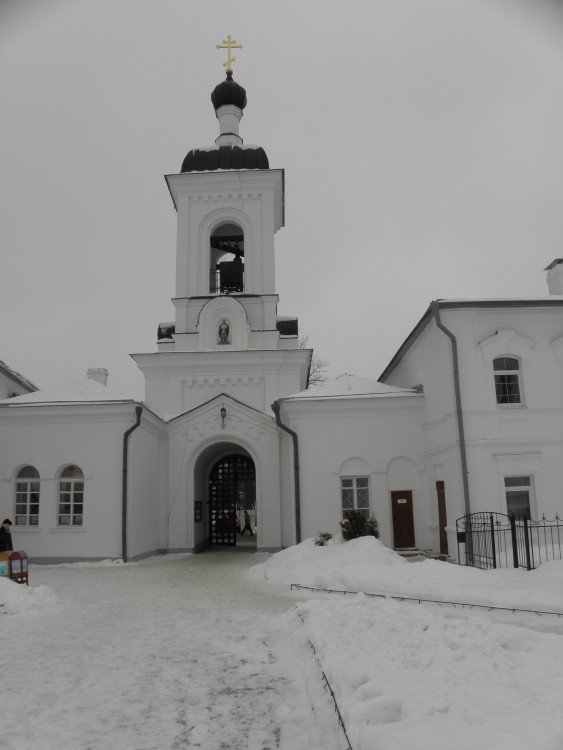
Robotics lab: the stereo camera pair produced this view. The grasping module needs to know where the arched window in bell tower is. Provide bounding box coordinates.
[209,223,245,294]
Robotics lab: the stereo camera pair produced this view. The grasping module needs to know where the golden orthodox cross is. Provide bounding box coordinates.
[216,35,242,74]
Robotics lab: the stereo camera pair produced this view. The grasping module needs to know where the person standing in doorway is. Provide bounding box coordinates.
[0,519,13,551]
[240,510,254,537]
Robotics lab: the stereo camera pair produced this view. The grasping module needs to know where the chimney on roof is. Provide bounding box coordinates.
[87,368,108,386]
[545,259,563,295]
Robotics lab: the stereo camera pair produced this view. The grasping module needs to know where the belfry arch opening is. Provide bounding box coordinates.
[210,222,245,294]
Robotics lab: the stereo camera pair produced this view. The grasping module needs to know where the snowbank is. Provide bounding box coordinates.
[0,577,58,614]
[296,594,563,750]
[249,535,405,584]
[252,538,563,749]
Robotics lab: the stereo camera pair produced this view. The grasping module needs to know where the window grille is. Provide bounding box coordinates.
[58,465,84,526]
[493,356,522,404]
[341,477,370,518]
[15,465,40,526]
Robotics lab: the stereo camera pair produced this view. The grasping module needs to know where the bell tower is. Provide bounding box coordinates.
[132,52,311,417]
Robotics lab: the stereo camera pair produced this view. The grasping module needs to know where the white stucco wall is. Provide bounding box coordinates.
[381,303,563,538]
[0,403,165,562]
[126,411,168,561]
[134,349,310,419]
[281,394,430,551]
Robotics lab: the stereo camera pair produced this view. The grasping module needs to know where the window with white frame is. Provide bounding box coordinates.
[493,357,522,405]
[58,465,84,526]
[341,477,370,518]
[504,475,533,520]
[14,465,40,526]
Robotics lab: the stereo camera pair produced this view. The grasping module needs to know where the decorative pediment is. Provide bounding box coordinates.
[197,297,250,351]
[492,452,541,474]
[478,329,534,364]
[168,394,277,445]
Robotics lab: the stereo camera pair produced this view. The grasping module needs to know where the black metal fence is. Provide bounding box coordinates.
[456,512,563,571]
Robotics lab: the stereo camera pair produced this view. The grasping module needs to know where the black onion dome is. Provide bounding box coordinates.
[181,72,269,172]
[181,145,269,173]
[211,72,247,111]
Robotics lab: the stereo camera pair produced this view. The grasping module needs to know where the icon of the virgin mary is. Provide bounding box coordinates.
[218,319,230,345]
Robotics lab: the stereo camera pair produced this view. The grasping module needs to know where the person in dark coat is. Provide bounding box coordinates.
[0,519,13,551]
[240,510,254,537]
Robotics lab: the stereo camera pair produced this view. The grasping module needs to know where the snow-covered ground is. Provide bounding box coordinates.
[251,537,563,749]
[2,537,563,750]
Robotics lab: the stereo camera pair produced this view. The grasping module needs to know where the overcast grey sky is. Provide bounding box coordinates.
[2,0,563,399]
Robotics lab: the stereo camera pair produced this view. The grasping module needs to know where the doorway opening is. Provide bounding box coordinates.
[391,490,416,549]
[208,453,256,547]
[436,481,449,556]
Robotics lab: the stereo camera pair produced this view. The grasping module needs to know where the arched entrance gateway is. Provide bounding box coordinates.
[208,453,256,546]
[187,419,283,555]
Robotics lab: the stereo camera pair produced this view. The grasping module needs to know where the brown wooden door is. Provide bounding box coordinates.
[391,491,415,549]
[436,481,449,556]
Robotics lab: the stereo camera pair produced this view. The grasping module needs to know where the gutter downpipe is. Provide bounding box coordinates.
[122,406,143,562]
[272,400,301,544]
[430,302,471,517]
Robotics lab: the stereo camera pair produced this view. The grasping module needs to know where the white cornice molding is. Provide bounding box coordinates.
[491,451,542,473]
[131,349,310,372]
[165,170,284,231]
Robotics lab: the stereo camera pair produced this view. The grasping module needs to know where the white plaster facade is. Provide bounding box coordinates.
[1,73,561,564]
[380,295,563,554]
[0,396,166,562]
[278,384,429,551]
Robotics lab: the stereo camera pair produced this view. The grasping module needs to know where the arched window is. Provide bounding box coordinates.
[209,223,245,293]
[341,477,370,518]
[493,357,522,405]
[58,465,84,526]
[14,466,40,526]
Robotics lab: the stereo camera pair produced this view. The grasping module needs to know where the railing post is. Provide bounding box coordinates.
[510,514,519,568]
[523,518,532,571]
[490,513,497,569]
[466,516,473,566]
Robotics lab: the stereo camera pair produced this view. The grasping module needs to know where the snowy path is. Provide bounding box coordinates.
[2,551,342,750]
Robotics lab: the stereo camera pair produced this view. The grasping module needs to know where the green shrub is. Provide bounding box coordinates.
[314,531,333,546]
[339,509,380,541]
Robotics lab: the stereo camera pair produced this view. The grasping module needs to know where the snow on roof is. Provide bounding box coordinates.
[0,377,135,405]
[184,144,263,152]
[436,296,563,304]
[0,359,38,392]
[287,373,418,400]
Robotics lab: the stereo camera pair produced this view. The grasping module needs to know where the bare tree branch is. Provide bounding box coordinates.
[298,335,329,386]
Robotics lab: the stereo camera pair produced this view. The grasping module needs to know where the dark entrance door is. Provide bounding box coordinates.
[436,481,449,556]
[208,454,255,546]
[391,490,416,549]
